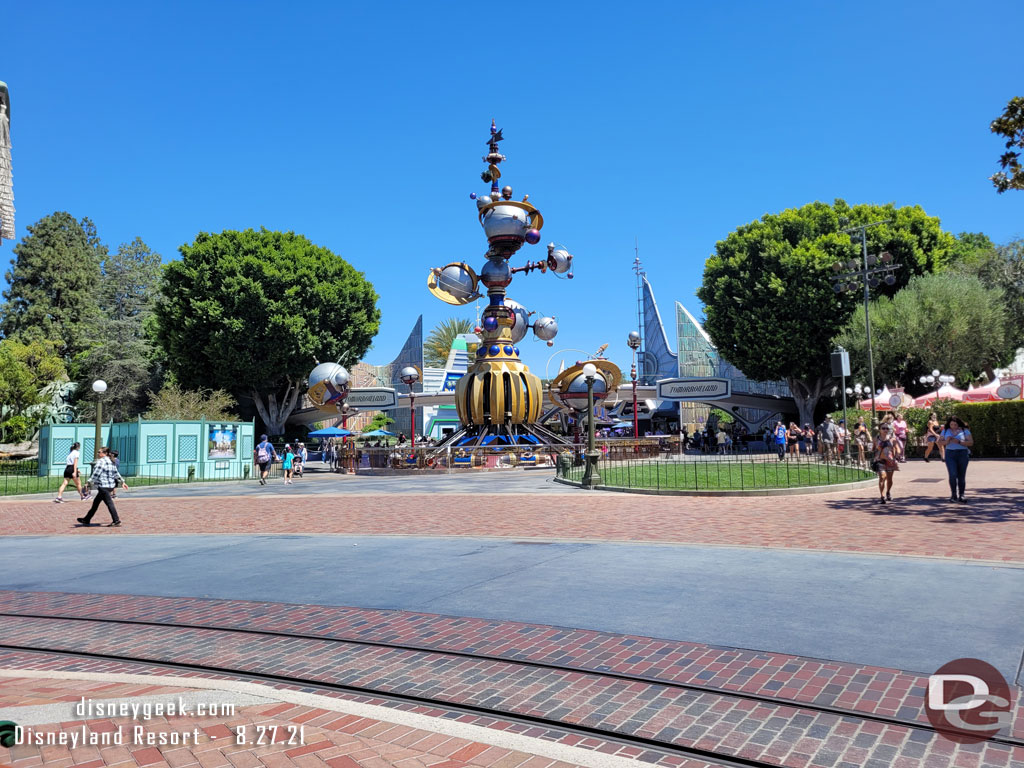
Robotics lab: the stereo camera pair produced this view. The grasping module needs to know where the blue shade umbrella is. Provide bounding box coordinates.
[307,427,352,437]
[360,429,396,437]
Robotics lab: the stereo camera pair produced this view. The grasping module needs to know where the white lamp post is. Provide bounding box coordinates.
[91,380,107,461]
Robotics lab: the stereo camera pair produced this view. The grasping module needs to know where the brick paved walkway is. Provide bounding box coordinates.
[1,591,1013,732]
[0,593,1021,767]
[1,460,1021,563]
[1,670,658,768]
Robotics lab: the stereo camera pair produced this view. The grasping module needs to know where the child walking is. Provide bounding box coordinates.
[282,444,295,484]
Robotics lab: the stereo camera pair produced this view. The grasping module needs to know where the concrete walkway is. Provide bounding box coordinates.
[1,534,1021,682]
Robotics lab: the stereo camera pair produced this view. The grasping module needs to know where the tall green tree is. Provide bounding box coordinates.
[834,273,1010,390]
[947,231,996,269]
[144,380,237,421]
[1,212,105,360]
[990,96,1024,193]
[424,317,474,367]
[153,229,380,434]
[361,412,395,432]
[954,237,1024,353]
[0,338,67,441]
[73,238,165,421]
[697,199,958,426]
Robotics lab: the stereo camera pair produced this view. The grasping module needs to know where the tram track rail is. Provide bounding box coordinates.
[0,612,1021,767]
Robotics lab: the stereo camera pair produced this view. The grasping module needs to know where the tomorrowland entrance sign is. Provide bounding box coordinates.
[345,388,398,409]
[656,377,732,401]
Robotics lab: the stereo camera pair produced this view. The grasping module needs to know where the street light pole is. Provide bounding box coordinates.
[860,233,877,429]
[399,366,420,450]
[627,331,641,446]
[91,380,107,461]
[581,363,601,489]
[833,220,901,430]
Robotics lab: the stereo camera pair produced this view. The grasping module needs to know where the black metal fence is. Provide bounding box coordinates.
[555,448,875,491]
[0,457,290,496]
[2,440,879,495]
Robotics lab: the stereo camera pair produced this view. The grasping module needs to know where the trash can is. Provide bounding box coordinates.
[557,453,571,477]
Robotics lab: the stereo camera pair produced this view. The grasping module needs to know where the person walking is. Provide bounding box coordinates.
[853,418,869,466]
[54,442,86,503]
[800,424,814,455]
[253,434,277,486]
[773,421,787,461]
[787,422,801,458]
[922,412,943,463]
[282,444,295,484]
[940,416,973,502]
[836,419,848,461]
[716,425,728,455]
[109,449,121,498]
[872,424,899,504]
[76,446,128,527]
[892,412,909,462]
[818,416,837,462]
[293,442,306,478]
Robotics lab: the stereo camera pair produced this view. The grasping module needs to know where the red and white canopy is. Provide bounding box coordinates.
[857,385,913,411]
[963,375,1024,402]
[913,383,967,407]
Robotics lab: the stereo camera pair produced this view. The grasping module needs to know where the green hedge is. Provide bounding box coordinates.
[950,400,1024,457]
[830,400,1024,457]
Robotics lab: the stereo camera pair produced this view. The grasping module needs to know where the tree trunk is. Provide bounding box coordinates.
[786,375,831,429]
[251,380,303,436]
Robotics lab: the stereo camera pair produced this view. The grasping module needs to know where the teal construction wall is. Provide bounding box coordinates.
[39,420,256,478]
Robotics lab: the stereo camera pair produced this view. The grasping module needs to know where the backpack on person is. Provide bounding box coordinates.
[257,442,272,463]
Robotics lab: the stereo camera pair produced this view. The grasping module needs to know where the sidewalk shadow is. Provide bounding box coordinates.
[826,485,1024,524]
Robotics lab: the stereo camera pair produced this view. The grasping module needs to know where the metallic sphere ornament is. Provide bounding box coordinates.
[307,362,350,406]
[481,202,535,243]
[533,316,558,341]
[427,262,480,305]
[482,316,498,332]
[546,244,573,274]
[399,366,420,386]
[501,185,513,200]
[549,360,623,413]
[480,259,512,288]
[525,228,541,245]
[627,330,641,349]
[504,299,531,343]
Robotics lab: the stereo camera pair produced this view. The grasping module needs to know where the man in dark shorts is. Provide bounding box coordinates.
[253,434,278,485]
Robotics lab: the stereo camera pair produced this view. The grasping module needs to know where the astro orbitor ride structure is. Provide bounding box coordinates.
[426,122,575,447]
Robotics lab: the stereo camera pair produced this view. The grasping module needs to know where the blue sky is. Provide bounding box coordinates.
[2,1,1020,378]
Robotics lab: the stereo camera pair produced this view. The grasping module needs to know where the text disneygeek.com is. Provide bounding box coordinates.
[8,696,300,748]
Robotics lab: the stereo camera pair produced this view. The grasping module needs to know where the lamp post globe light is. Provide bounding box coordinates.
[400,366,420,448]
[581,363,602,489]
[91,380,107,461]
[627,331,641,443]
